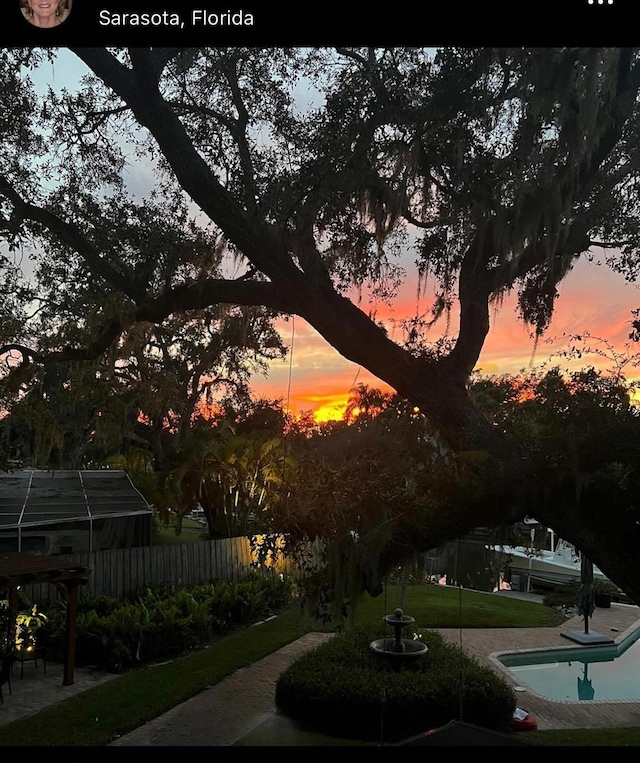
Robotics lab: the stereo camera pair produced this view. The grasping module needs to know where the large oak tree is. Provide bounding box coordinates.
[2,47,640,600]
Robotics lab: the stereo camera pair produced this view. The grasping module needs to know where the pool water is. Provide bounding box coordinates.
[498,628,640,702]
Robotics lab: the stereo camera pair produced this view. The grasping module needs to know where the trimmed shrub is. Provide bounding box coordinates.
[137,590,213,663]
[77,594,125,617]
[275,627,516,743]
[41,572,293,672]
[543,580,581,611]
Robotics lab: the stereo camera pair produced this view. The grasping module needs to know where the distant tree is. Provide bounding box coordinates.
[343,384,394,422]
[0,193,285,469]
[164,404,293,538]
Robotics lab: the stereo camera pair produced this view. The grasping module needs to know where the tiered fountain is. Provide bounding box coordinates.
[370,607,428,660]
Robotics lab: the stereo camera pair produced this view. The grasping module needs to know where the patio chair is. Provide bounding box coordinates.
[13,646,47,678]
[0,650,13,703]
[13,630,48,679]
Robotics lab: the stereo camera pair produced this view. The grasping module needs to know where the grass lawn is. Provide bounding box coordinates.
[355,584,564,628]
[152,516,208,545]
[0,583,635,746]
[526,726,640,746]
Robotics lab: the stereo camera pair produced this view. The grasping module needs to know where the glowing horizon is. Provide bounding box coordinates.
[251,252,640,422]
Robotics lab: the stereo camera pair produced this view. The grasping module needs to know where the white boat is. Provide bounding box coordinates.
[487,525,610,588]
[187,505,207,524]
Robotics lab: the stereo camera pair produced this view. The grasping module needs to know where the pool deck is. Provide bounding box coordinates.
[1,591,639,743]
[437,594,640,731]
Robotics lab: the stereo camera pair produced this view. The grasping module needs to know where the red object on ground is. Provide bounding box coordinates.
[512,707,538,731]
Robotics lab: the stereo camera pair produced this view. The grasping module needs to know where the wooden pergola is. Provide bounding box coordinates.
[1,552,89,685]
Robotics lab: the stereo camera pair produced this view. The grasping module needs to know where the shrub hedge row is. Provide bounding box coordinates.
[275,626,516,742]
[43,572,293,672]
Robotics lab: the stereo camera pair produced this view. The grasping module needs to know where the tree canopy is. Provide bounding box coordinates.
[2,47,640,602]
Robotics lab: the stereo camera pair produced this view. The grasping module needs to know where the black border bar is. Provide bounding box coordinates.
[4,0,637,47]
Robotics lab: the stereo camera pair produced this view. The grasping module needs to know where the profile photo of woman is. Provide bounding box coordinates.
[20,0,72,28]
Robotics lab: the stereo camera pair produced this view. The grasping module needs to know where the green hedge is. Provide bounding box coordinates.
[275,627,516,743]
[42,572,293,672]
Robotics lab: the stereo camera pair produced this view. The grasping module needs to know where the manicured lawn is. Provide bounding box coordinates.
[355,584,564,628]
[526,727,640,746]
[153,516,208,545]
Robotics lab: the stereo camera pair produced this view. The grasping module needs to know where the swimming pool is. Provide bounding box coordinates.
[496,627,640,702]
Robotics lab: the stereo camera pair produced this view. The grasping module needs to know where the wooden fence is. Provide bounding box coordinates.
[22,536,276,606]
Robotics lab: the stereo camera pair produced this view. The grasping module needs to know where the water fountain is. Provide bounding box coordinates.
[370,607,428,660]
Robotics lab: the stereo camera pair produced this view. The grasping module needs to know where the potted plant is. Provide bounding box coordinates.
[15,605,48,651]
[593,580,618,608]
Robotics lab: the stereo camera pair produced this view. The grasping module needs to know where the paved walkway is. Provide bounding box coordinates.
[2,592,640,744]
[110,632,335,746]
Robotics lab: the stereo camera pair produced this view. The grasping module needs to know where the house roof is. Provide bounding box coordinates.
[0,469,152,530]
[395,720,535,746]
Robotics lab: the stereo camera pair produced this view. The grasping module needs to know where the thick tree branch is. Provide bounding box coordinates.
[137,279,295,323]
[69,47,495,451]
[441,230,493,382]
[0,280,293,367]
[590,239,632,249]
[221,57,260,213]
[72,48,302,286]
[0,344,42,363]
[489,219,593,294]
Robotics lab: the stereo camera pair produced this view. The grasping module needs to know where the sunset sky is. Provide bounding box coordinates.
[253,249,640,422]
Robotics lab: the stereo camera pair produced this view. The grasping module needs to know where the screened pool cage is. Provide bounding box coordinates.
[0,469,153,556]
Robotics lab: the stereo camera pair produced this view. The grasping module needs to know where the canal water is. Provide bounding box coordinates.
[414,529,506,593]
